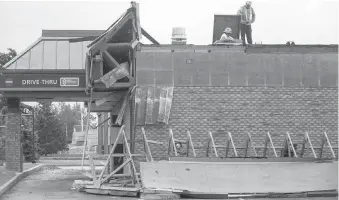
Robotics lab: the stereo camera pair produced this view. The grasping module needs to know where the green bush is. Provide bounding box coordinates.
[21,129,40,161]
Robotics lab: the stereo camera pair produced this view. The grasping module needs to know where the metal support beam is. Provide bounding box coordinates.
[141,28,160,45]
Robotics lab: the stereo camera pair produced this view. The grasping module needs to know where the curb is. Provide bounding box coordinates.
[0,164,45,197]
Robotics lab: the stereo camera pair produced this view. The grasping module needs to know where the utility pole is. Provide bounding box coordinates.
[81,110,84,132]
[65,123,68,139]
[65,115,68,139]
[32,110,35,162]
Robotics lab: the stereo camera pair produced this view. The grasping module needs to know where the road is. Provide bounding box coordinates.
[0,165,337,200]
[0,166,114,200]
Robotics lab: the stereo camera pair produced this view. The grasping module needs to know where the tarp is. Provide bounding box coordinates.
[135,86,174,125]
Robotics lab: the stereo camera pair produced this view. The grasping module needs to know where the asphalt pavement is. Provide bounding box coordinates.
[0,166,114,200]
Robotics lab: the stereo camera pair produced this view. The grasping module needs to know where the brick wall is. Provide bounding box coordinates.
[134,86,338,159]
[5,113,23,171]
[0,129,4,165]
[0,116,5,164]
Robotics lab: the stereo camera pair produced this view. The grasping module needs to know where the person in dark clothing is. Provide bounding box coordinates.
[237,1,256,45]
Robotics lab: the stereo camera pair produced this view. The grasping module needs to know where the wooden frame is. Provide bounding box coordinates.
[141,127,154,161]
[141,127,166,161]
[206,132,238,158]
[167,129,196,157]
[283,132,297,158]
[319,132,336,159]
[297,132,317,158]
[244,132,258,157]
[93,125,141,189]
[81,87,94,169]
[263,132,278,157]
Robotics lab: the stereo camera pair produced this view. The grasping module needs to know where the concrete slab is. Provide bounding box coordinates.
[140,161,338,194]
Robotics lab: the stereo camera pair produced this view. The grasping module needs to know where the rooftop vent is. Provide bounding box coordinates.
[171,27,187,45]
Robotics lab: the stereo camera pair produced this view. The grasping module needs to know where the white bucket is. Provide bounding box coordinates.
[172,27,187,40]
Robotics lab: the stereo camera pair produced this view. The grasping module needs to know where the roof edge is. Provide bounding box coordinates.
[42,30,105,38]
[3,37,43,69]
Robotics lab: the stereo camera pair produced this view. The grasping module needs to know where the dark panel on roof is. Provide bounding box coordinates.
[42,30,105,37]
[213,15,241,43]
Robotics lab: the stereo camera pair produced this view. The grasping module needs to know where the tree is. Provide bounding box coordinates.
[35,101,67,155]
[0,48,18,114]
[0,48,17,116]
[0,48,17,164]
[21,115,40,161]
[56,102,96,144]
[0,48,41,161]
[0,48,17,69]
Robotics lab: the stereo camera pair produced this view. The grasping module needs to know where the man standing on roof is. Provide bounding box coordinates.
[237,1,256,45]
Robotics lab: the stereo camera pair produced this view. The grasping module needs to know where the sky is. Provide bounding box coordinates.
[0,0,338,109]
[0,0,338,54]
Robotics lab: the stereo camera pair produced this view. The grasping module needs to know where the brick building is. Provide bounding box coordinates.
[132,45,338,160]
[0,3,338,172]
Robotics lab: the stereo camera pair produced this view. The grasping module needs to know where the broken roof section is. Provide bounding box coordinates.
[87,1,159,56]
[3,30,104,70]
[3,2,158,70]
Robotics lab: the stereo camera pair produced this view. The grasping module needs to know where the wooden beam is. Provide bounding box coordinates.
[133,2,142,40]
[115,92,130,125]
[141,28,160,45]
[102,50,120,71]
[85,54,90,88]
[90,101,120,112]
[95,91,126,106]
[106,43,131,52]
[93,82,133,91]
[69,36,99,43]
[169,157,335,162]
[84,188,138,197]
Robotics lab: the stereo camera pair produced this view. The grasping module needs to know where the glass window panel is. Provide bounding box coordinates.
[43,41,57,69]
[82,41,91,68]
[29,41,43,69]
[56,41,70,69]
[70,42,83,69]
[16,51,30,69]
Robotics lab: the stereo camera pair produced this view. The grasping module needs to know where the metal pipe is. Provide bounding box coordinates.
[93,116,111,129]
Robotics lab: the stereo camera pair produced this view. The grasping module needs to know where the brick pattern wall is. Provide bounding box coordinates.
[0,116,5,164]
[134,86,338,160]
[0,129,4,165]
[5,113,23,172]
